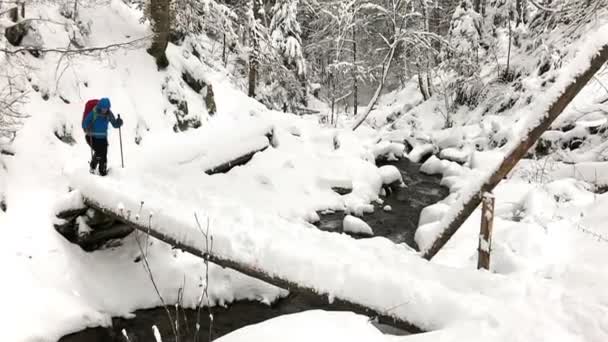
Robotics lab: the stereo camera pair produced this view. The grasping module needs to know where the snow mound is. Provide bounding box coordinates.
[343,215,374,236]
[216,310,386,342]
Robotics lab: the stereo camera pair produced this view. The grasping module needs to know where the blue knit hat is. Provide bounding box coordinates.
[98,97,111,110]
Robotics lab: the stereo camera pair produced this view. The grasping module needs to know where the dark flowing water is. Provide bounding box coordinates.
[316,158,448,250]
[59,158,448,342]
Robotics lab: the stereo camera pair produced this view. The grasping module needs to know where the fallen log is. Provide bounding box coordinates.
[205,145,269,175]
[422,43,608,260]
[204,129,275,175]
[82,196,423,333]
[78,225,134,251]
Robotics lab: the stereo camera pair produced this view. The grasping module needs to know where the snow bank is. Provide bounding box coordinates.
[343,215,374,236]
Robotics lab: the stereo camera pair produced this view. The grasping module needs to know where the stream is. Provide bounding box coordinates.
[59,158,448,342]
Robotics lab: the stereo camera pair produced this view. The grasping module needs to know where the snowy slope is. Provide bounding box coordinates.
[0,2,396,340]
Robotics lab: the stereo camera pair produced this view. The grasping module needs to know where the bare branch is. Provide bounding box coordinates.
[0,35,151,56]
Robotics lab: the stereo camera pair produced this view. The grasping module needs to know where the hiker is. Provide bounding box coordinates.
[82,97,123,176]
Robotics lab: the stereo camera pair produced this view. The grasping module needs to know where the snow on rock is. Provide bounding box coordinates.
[378,165,403,186]
[407,144,435,163]
[433,127,464,150]
[372,140,405,161]
[420,156,444,175]
[383,205,392,212]
[470,151,504,172]
[343,215,374,236]
[418,203,450,226]
[420,156,467,179]
[439,148,470,165]
[75,216,93,237]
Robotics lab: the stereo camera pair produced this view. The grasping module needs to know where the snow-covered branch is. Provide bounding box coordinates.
[0,35,151,56]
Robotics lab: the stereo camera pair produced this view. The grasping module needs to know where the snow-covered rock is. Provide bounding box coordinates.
[378,165,403,186]
[408,144,435,163]
[342,215,374,236]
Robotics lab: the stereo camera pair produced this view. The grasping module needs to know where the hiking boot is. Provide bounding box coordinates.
[89,167,96,175]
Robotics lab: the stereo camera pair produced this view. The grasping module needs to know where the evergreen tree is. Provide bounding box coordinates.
[270,0,306,76]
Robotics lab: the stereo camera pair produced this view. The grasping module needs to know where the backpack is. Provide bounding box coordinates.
[83,99,99,131]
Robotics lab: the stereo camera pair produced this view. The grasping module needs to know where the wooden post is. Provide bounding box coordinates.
[477,192,494,270]
[422,44,608,260]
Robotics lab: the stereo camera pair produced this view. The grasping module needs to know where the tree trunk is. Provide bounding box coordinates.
[352,42,398,130]
[73,0,78,20]
[331,71,336,126]
[352,23,358,117]
[248,0,262,98]
[248,56,258,98]
[147,0,171,69]
[223,33,227,67]
[422,44,608,260]
[426,63,433,97]
[417,63,429,101]
[506,15,512,79]
[420,0,433,97]
[9,6,18,22]
[473,0,482,13]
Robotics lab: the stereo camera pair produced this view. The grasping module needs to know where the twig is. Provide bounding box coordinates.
[194,213,214,342]
[134,212,179,342]
[528,0,561,12]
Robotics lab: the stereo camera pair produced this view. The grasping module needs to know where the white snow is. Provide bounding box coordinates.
[216,311,387,342]
[342,215,374,236]
[3,2,608,342]
[379,165,403,185]
[407,144,435,163]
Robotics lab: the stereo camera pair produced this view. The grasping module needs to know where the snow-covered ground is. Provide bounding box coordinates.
[1,1,608,342]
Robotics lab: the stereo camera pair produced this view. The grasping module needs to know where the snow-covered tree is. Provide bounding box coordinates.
[442,0,483,108]
[172,0,238,43]
[447,0,483,77]
[270,0,306,77]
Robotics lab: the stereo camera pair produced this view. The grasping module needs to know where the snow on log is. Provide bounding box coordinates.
[420,35,608,260]
[80,196,420,332]
[204,129,274,175]
[72,181,422,332]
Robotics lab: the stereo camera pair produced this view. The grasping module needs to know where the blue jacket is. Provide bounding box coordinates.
[83,109,121,137]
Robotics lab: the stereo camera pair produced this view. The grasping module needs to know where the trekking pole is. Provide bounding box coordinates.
[118,114,124,168]
[88,134,93,161]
